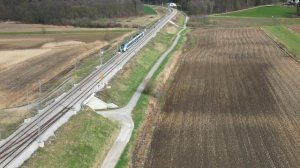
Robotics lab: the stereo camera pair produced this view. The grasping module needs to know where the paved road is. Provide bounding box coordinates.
[0,8,177,168]
[98,13,188,168]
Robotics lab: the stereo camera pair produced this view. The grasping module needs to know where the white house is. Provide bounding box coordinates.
[168,3,177,8]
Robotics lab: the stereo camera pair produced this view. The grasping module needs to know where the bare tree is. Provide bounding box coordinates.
[0,0,143,25]
[297,3,300,16]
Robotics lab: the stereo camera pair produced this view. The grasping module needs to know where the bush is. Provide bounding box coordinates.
[143,79,155,96]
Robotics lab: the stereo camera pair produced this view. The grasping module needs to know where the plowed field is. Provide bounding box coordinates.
[0,31,130,108]
[145,28,300,168]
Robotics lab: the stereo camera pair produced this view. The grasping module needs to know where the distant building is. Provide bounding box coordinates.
[167,3,177,8]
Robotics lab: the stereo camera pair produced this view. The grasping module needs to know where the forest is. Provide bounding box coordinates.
[0,0,143,26]
[0,0,296,26]
[144,0,284,14]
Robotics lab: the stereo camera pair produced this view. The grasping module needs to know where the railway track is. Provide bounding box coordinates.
[0,8,176,168]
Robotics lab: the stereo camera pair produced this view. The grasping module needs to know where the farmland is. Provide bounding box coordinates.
[0,23,131,109]
[144,28,300,168]
[219,5,298,18]
[188,5,300,28]
[0,22,132,138]
[0,24,129,108]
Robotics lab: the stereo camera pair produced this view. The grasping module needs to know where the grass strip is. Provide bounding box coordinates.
[219,5,298,18]
[115,26,187,168]
[96,12,186,107]
[115,94,149,168]
[22,109,119,168]
[263,25,300,59]
[143,5,157,15]
[96,31,174,106]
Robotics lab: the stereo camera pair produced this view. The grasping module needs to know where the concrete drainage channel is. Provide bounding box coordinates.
[98,15,189,168]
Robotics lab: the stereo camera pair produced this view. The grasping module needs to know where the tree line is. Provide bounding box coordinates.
[297,2,300,16]
[0,0,143,26]
[144,0,284,15]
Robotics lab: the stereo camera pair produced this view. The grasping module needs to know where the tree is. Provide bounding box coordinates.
[0,0,143,25]
[297,3,300,16]
[143,0,279,15]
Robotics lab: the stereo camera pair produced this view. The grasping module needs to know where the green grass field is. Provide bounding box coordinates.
[220,5,298,18]
[143,5,157,15]
[263,26,300,59]
[22,109,119,168]
[189,15,300,28]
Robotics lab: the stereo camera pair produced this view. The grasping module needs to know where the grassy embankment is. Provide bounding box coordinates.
[220,5,297,18]
[114,13,187,168]
[263,26,300,59]
[97,12,185,107]
[96,30,173,106]
[22,109,119,168]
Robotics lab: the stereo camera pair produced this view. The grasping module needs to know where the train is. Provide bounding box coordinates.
[119,31,145,52]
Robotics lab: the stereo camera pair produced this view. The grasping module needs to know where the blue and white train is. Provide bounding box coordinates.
[119,31,145,52]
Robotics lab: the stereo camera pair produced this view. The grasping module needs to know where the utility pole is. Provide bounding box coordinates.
[37,80,42,142]
[0,128,3,140]
[38,80,42,110]
[26,89,29,116]
[37,117,41,142]
[75,59,78,71]
[73,59,78,85]
[99,49,104,66]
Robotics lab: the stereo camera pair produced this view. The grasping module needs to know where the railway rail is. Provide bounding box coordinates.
[0,8,176,168]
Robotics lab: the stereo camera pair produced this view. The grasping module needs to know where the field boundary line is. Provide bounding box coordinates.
[212,4,274,16]
[260,27,300,65]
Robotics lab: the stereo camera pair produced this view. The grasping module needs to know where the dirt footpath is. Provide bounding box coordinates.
[289,25,300,34]
[145,28,300,168]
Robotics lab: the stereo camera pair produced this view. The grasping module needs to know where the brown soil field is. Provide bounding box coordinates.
[289,25,300,34]
[145,28,300,168]
[0,31,127,50]
[188,16,300,28]
[0,30,130,110]
[0,21,127,32]
[0,27,131,138]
